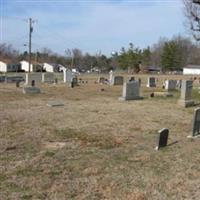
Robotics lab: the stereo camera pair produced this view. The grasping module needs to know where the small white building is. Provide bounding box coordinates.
[43,63,67,72]
[183,65,200,75]
[0,60,20,72]
[20,60,43,72]
[20,60,33,72]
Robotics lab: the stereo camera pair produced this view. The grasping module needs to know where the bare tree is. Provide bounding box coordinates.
[183,0,200,41]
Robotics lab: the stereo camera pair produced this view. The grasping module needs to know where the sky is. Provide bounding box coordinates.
[1,0,187,56]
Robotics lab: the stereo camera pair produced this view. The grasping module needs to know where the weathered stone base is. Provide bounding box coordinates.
[118,96,143,101]
[178,99,194,108]
[23,87,41,94]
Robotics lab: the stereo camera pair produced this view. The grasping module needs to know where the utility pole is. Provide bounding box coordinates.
[28,18,35,73]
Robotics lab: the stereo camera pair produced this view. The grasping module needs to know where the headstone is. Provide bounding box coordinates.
[165,80,177,91]
[178,80,194,107]
[23,87,41,94]
[155,128,169,150]
[47,101,64,107]
[25,73,42,85]
[147,77,156,87]
[109,70,113,83]
[138,78,141,86]
[111,76,124,85]
[42,73,54,83]
[72,77,78,86]
[119,81,142,100]
[16,81,20,88]
[31,80,35,87]
[63,68,73,83]
[188,108,200,138]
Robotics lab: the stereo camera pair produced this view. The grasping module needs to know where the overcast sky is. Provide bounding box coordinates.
[1,0,187,56]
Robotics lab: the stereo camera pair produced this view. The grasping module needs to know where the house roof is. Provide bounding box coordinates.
[184,65,200,69]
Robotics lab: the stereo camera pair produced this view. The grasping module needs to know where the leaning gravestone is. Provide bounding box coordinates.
[147,77,156,87]
[119,81,142,100]
[165,80,177,91]
[25,73,42,85]
[188,108,200,138]
[42,73,54,83]
[155,128,169,150]
[111,76,124,85]
[178,80,194,107]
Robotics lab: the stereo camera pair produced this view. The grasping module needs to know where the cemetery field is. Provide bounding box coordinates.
[1,74,200,199]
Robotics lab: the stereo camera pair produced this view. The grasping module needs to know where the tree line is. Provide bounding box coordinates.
[1,35,200,73]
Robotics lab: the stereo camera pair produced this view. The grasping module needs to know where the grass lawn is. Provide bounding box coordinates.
[1,74,200,199]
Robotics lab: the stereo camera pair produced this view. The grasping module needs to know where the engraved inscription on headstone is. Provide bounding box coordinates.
[155,128,169,150]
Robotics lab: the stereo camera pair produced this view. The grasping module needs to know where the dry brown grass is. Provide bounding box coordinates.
[1,74,200,199]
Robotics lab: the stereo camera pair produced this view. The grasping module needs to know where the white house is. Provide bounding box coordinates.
[20,60,33,72]
[20,60,43,72]
[183,65,200,75]
[0,60,20,72]
[43,63,67,72]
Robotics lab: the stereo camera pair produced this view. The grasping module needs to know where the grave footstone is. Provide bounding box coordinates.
[119,81,143,100]
[147,77,156,87]
[47,101,64,107]
[188,108,200,138]
[23,86,41,94]
[178,80,194,107]
[155,128,169,150]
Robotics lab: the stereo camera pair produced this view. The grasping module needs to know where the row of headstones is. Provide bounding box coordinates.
[22,70,78,94]
[99,75,181,90]
[119,79,194,107]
